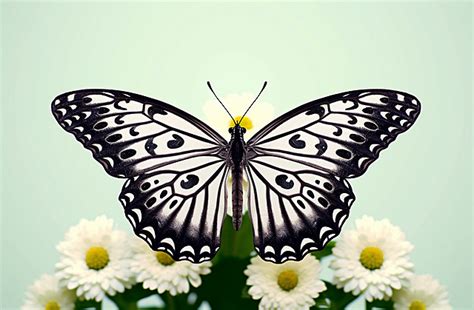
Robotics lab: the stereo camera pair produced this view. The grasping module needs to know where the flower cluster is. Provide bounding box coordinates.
[23,215,451,310]
[23,216,211,309]
[244,216,451,310]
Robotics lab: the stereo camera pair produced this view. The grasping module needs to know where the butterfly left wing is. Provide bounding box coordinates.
[52,89,230,262]
[52,89,227,177]
[245,89,421,263]
[121,156,230,262]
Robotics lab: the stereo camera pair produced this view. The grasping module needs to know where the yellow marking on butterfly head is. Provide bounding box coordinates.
[229,116,253,130]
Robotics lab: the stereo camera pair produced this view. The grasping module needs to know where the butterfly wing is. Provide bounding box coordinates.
[52,89,229,262]
[246,89,421,263]
[120,156,229,262]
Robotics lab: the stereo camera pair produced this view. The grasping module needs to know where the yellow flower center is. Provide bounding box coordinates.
[85,246,110,270]
[229,116,253,130]
[45,301,60,310]
[359,246,384,270]
[156,252,175,266]
[409,300,426,310]
[277,270,299,291]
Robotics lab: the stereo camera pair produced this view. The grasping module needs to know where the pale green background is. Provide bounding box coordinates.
[1,1,472,309]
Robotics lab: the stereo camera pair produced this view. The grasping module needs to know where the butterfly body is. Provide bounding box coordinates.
[228,125,247,230]
[52,88,420,263]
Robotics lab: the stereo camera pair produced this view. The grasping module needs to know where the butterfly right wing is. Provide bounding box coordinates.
[244,89,420,263]
[245,156,355,263]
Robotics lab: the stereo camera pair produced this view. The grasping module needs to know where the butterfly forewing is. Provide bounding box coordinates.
[52,89,227,177]
[52,89,229,262]
[248,90,421,178]
[246,89,420,263]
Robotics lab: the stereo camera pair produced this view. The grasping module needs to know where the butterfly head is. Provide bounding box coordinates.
[228,124,247,137]
[207,81,267,139]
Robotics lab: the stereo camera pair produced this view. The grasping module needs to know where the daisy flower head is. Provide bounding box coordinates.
[330,215,414,301]
[130,238,212,296]
[55,215,134,301]
[22,274,75,310]
[393,274,451,310]
[244,255,326,310]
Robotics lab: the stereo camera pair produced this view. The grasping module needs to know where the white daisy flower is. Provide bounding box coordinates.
[244,255,326,310]
[393,274,451,310]
[204,93,275,217]
[55,215,134,301]
[22,273,75,310]
[330,215,414,302]
[130,239,212,296]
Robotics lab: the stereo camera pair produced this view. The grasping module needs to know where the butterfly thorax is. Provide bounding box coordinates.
[228,125,247,231]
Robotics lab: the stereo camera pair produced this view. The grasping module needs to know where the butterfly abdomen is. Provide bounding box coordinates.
[229,125,247,231]
[231,165,243,230]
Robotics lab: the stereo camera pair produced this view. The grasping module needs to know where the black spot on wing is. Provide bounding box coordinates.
[275,174,294,189]
[145,138,158,155]
[306,105,325,117]
[106,133,122,143]
[336,149,352,159]
[120,149,136,159]
[315,140,328,156]
[181,174,199,189]
[167,134,184,149]
[147,106,167,116]
[289,134,306,149]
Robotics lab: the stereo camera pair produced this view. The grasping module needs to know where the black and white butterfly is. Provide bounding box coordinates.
[51,83,420,264]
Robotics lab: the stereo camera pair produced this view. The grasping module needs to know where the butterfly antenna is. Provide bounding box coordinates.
[238,81,268,125]
[207,81,236,125]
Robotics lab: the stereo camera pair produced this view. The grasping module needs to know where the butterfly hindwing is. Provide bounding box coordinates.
[245,156,355,263]
[121,156,229,262]
[51,89,227,178]
[247,89,421,178]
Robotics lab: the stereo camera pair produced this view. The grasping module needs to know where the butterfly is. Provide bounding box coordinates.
[51,83,420,264]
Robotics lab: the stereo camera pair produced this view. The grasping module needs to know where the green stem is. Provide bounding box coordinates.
[108,294,138,310]
[165,292,175,310]
[366,300,372,310]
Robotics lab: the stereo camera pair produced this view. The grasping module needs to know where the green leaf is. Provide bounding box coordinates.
[365,299,394,309]
[75,299,102,309]
[312,281,358,309]
[312,241,336,260]
[218,215,254,259]
[195,256,259,310]
[108,284,157,309]
[114,284,156,302]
